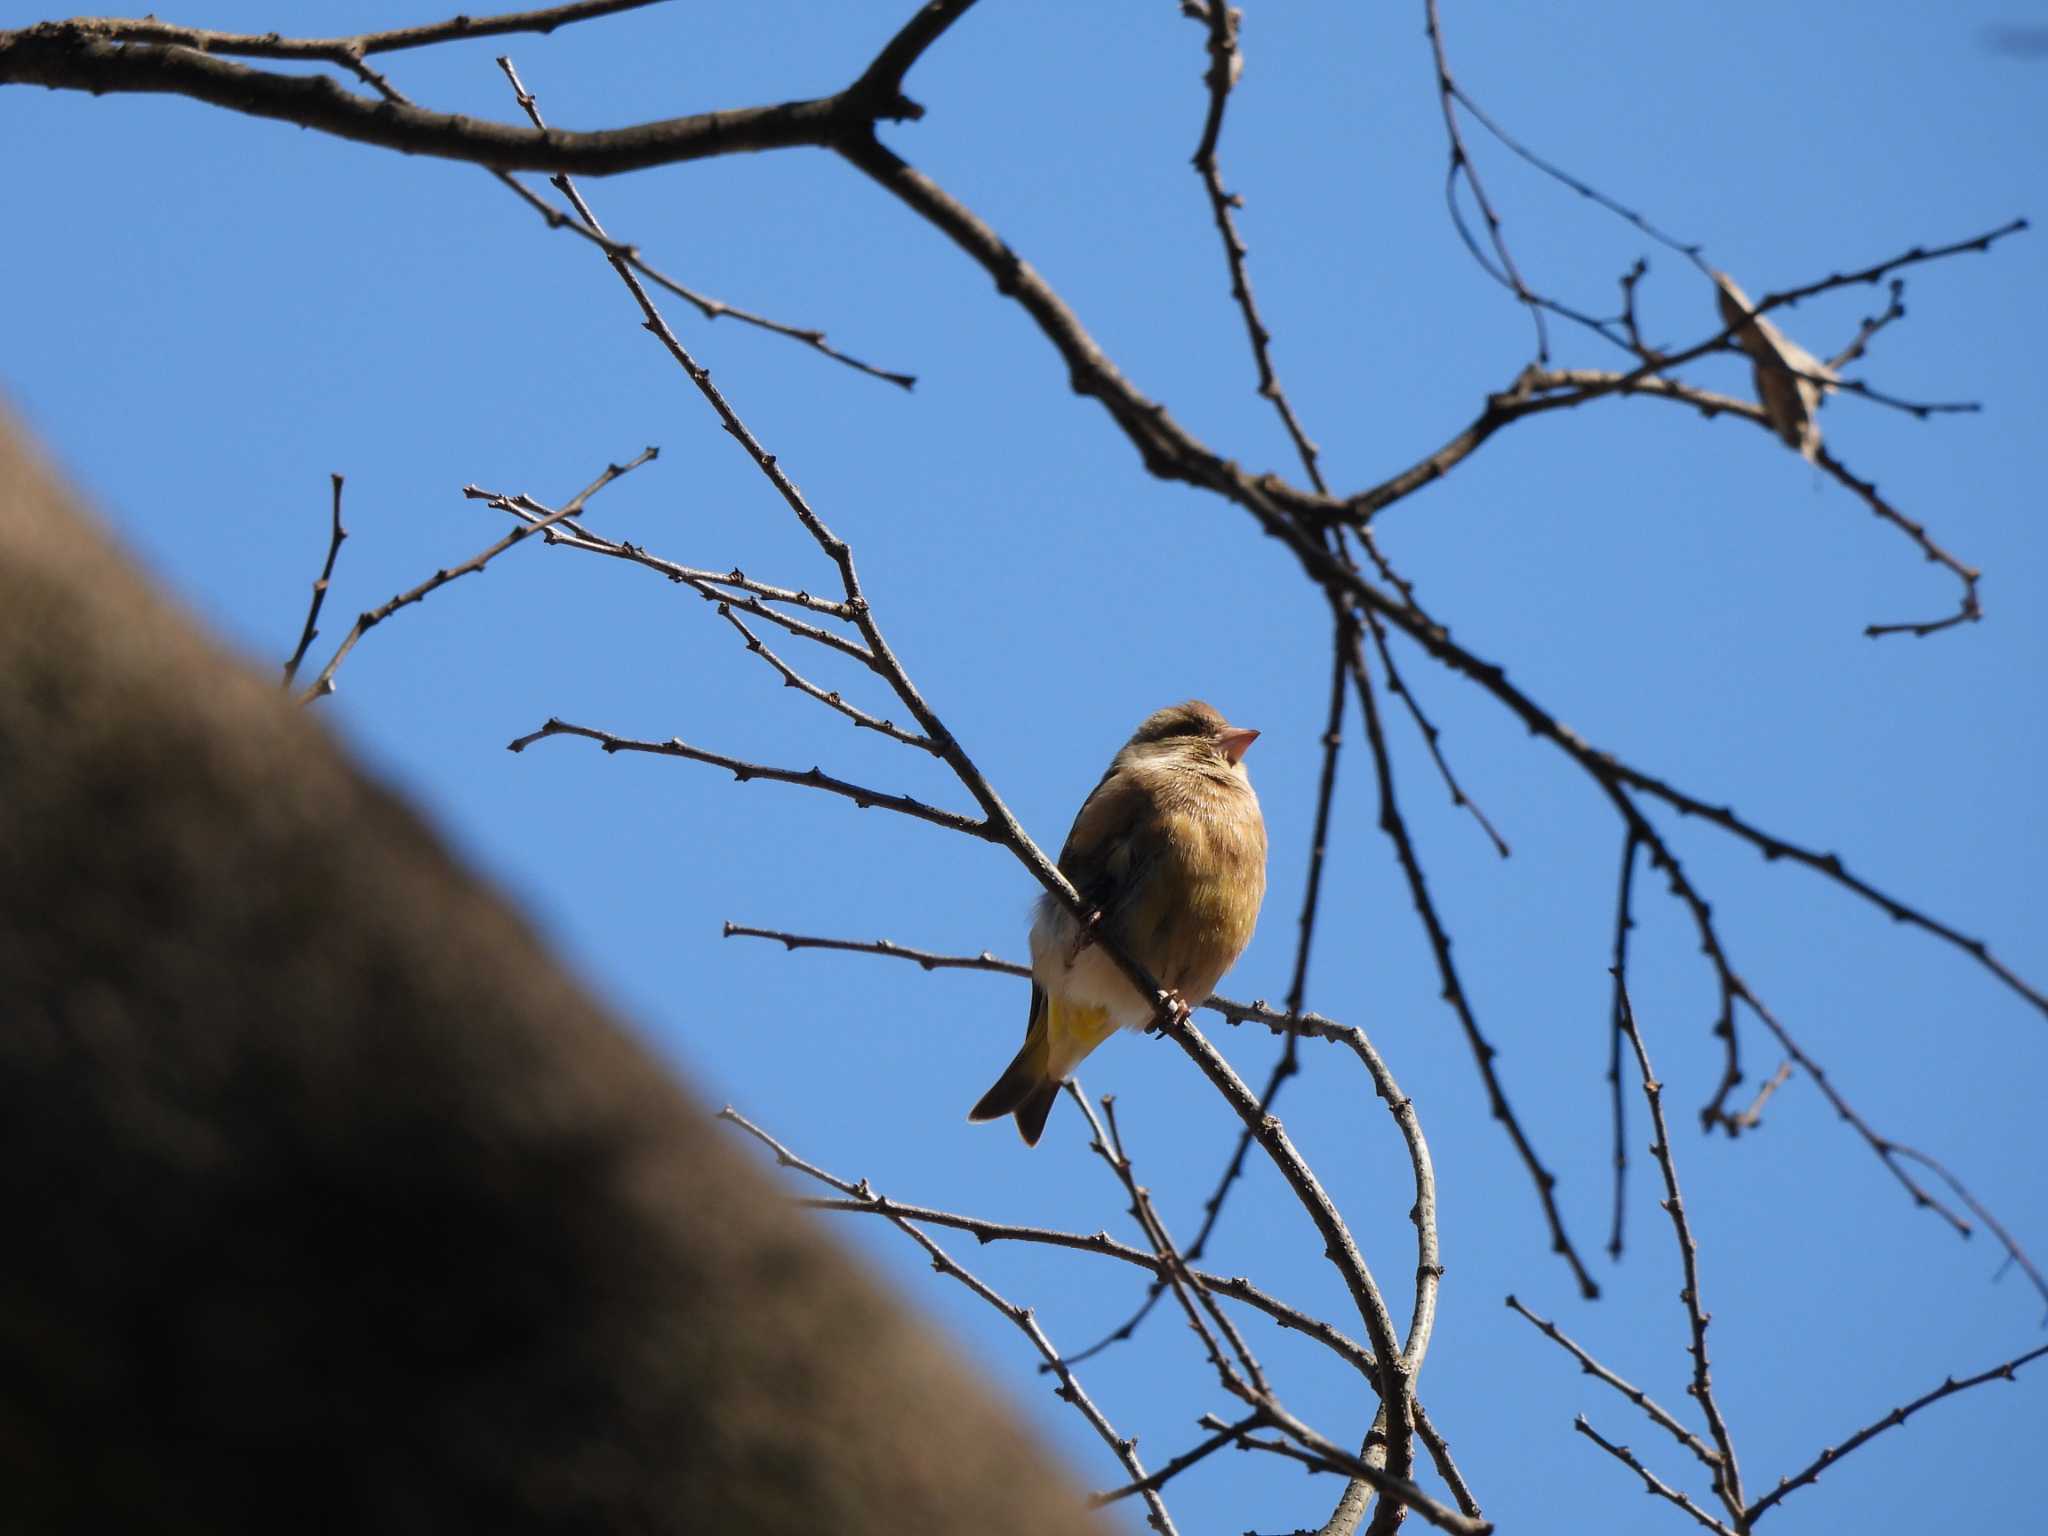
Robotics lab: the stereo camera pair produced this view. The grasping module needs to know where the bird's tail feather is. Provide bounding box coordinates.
[967,1025,1049,1126]
[968,990,1115,1147]
[1012,1079,1062,1147]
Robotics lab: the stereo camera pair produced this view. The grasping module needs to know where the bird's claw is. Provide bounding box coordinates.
[1146,989,1192,1034]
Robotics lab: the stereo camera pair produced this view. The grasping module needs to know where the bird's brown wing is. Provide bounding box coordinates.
[1057,766,1174,956]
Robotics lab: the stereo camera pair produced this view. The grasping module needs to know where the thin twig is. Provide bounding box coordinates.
[280,472,348,687]
[34,2,667,62]
[1412,1400,1483,1521]
[1183,0,1328,492]
[1813,443,1983,638]
[1730,989,1965,1230]
[1091,1412,1267,1509]
[1615,976,1745,1520]
[1826,280,1907,373]
[1887,1146,2048,1317]
[482,494,874,659]
[1080,1090,1270,1399]
[1197,1413,1351,1479]
[717,1106,1179,1535]
[318,28,910,384]
[1574,1418,1736,1536]
[1423,0,1550,359]
[507,719,991,840]
[489,165,916,386]
[724,1108,1483,1535]
[1606,832,1640,1260]
[1746,1340,2048,1524]
[1505,1295,1720,1475]
[1347,622,1598,1298]
[1452,89,1703,265]
[1364,610,1510,857]
[300,456,649,702]
[801,1191,1372,1368]
[721,923,1023,976]
[1287,622,1354,1019]
[713,603,938,751]
[1144,1012,1415,1463]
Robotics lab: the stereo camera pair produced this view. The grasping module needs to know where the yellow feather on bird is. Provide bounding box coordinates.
[969,700,1268,1146]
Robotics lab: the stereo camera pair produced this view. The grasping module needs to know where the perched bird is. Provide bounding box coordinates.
[970,700,1268,1146]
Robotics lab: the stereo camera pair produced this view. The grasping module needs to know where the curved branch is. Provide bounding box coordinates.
[0,26,865,174]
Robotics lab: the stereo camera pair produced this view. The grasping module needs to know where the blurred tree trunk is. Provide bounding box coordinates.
[0,401,1100,1536]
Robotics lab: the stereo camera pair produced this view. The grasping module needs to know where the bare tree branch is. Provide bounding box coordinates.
[0,26,863,173]
[1422,0,1551,360]
[723,1106,1485,1536]
[1574,1418,1736,1536]
[280,472,347,688]
[1184,0,1328,493]
[713,603,938,752]
[507,719,991,838]
[717,1105,1181,1536]
[1746,1341,2048,1524]
[1614,978,1744,1521]
[298,450,654,702]
[1091,1411,1266,1511]
[1605,833,1641,1259]
[26,2,667,62]
[1346,620,1598,1297]
[1506,1295,1720,1476]
[1078,1090,1272,1400]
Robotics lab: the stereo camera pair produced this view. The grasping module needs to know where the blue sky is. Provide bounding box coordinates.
[5,3,2044,1532]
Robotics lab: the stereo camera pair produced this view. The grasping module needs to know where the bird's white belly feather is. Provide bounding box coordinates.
[1029,899,1151,1027]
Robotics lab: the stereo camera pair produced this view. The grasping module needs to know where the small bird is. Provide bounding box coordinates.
[969,700,1268,1146]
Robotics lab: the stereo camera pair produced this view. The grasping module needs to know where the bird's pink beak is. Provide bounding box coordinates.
[1218,726,1259,764]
